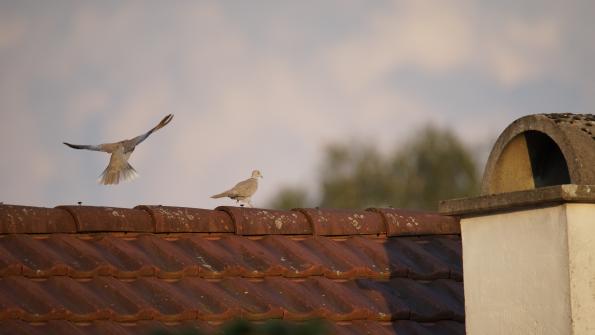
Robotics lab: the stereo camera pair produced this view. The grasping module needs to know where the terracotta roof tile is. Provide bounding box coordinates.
[0,234,461,281]
[57,206,153,232]
[0,319,464,335]
[369,208,460,236]
[136,205,234,233]
[0,204,463,334]
[217,206,311,235]
[297,208,385,235]
[0,205,76,234]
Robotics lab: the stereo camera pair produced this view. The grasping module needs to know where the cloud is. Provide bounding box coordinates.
[0,14,25,50]
[327,0,562,89]
[326,0,474,90]
[0,111,56,205]
[0,1,591,208]
[482,18,560,86]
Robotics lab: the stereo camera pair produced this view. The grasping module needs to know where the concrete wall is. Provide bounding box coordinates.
[462,203,595,335]
[566,204,595,334]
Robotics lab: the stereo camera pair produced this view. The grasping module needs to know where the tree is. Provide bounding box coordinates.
[267,186,311,210]
[318,142,394,209]
[387,126,480,210]
[268,125,480,211]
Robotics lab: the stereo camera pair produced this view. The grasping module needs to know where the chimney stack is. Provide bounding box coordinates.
[441,114,595,335]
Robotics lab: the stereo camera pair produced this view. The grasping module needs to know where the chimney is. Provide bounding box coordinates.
[440,114,595,335]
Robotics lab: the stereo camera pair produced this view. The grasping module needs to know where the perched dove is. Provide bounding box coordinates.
[211,170,263,207]
[63,114,173,185]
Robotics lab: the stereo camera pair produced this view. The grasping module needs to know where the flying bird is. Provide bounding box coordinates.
[63,114,173,185]
[211,170,263,207]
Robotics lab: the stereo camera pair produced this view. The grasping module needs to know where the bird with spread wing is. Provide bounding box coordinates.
[63,114,173,185]
[211,170,263,207]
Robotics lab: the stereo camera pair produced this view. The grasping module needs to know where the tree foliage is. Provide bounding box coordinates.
[267,186,311,210]
[269,126,480,211]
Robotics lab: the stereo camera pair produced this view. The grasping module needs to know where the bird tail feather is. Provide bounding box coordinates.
[211,191,229,199]
[99,163,138,185]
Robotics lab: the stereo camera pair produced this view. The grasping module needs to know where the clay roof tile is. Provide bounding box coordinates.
[0,203,463,334]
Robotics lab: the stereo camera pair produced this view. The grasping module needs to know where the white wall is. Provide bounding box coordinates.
[565,204,595,334]
[462,205,577,335]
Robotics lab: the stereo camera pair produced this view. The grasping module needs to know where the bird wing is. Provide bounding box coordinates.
[125,114,174,150]
[64,114,173,153]
[229,178,258,197]
[63,142,105,152]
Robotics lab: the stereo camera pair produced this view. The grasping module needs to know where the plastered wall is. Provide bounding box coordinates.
[565,204,595,334]
[461,206,572,335]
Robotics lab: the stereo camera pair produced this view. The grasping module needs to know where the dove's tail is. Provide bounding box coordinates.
[99,163,138,185]
[211,191,229,199]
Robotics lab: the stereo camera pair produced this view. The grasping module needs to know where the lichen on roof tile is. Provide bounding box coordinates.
[0,203,463,335]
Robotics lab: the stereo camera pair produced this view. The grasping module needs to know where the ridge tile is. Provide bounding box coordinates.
[296,208,385,236]
[216,207,311,235]
[369,208,459,236]
[56,206,153,233]
[0,205,76,234]
[136,205,234,233]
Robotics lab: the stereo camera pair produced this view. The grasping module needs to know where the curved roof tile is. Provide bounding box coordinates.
[0,203,463,334]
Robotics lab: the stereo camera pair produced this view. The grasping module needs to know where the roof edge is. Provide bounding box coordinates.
[0,203,459,236]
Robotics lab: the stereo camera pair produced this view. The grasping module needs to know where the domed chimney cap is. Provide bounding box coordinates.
[440,113,595,216]
[481,113,595,195]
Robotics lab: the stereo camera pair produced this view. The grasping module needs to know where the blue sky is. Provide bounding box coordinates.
[1,0,594,208]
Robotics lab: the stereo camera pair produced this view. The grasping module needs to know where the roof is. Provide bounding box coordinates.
[0,203,464,334]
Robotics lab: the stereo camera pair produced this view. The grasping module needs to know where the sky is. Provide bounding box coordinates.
[1,0,594,209]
